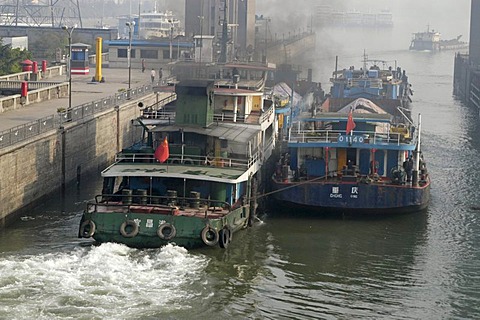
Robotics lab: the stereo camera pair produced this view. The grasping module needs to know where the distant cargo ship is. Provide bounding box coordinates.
[410,26,468,51]
[315,5,393,27]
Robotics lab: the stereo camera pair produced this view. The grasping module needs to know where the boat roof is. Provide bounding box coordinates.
[101,163,249,184]
[213,87,263,96]
[272,82,303,105]
[224,62,276,71]
[338,98,389,114]
[149,123,260,143]
[299,112,393,123]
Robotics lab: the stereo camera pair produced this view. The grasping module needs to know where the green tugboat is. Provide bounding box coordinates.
[78,63,276,249]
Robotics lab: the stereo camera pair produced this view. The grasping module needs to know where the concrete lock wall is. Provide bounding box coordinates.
[0,94,157,227]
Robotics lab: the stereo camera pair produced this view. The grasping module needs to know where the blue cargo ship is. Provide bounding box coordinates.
[270,56,430,214]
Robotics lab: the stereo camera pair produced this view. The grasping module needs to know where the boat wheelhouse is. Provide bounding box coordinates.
[328,53,412,114]
[78,63,277,249]
[409,27,441,51]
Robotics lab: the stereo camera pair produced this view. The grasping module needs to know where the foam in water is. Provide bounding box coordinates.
[0,243,209,319]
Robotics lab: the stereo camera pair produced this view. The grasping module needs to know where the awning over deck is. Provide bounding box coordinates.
[101,163,250,184]
[150,123,260,144]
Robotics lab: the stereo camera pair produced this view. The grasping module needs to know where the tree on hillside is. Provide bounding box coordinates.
[0,40,32,76]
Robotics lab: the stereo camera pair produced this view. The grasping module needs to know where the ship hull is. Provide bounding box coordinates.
[79,205,250,249]
[271,178,430,215]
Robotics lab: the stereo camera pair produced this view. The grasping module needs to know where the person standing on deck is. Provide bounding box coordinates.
[150,68,156,84]
[403,155,414,183]
[142,59,146,73]
[158,68,163,84]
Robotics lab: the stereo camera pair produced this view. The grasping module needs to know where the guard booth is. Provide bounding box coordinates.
[68,43,91,75]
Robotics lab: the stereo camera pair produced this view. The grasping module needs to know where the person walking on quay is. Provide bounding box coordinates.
[150,68,156,84]
[142,59,146,73]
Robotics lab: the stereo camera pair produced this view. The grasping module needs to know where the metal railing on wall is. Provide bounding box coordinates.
[0,84,153,149]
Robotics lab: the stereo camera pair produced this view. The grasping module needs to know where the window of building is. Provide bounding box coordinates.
[140,49,158,59]
[117,49,136,58]
[118,48,127,58]
[163,50,178,60]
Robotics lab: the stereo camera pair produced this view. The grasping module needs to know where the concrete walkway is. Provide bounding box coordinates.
[0,67,162,131]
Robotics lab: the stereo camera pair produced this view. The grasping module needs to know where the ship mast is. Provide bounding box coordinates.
[219,0,229,63]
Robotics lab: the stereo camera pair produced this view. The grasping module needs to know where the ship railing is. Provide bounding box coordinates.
[141,93,177,115]
[212,104,274,125]
[89,194,232,212]
[142,110,176,121]
[115,152,252,170]
[213,112,246,123]
[259,105,275,123]
[348,78,383,88]
[289,129,407,146]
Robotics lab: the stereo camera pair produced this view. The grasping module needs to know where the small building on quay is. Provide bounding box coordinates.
[105,38,194,70]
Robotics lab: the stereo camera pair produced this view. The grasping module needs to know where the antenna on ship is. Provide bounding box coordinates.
[362,49,368,77]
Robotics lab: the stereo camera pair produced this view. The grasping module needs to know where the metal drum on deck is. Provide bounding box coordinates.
[135,189,148,204]
[167,190,177,205]
[122,189,133,204]
[189,191,200,209]
[211,183,226,207]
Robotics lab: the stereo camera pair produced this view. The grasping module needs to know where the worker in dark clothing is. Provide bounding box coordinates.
[403,155,413,183]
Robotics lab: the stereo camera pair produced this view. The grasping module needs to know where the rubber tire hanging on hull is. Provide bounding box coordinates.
[120,220,139,238]
[201,226,219,246]
[79,220,96,238]
[157,223,176,240]
[218,227,231,248]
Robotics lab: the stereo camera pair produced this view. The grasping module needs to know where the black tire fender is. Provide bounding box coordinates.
[120,220,139,238]
[218,227,231,249]
[157,223,176,240]
[79,220,96,238]
[201,226,219,246]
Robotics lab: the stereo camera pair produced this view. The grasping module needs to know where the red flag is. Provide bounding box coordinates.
[346,109,356,134]
[154,137,169,163]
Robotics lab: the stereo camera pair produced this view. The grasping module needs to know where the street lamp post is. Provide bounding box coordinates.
[169,22,173,62]
[126,21,135,98]
[198,16,204,64]
[62,24,76,112]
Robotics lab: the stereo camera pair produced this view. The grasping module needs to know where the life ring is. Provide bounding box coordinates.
[218,227,231,249]
[157,223,176,240]
[120,220,139,238]
[79,220,96,238]
[201,226,219,246]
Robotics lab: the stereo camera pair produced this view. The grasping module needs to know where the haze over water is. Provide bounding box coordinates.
[1,4,480,319]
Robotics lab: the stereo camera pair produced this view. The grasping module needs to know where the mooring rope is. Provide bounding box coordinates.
[256,173,330,199]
